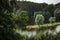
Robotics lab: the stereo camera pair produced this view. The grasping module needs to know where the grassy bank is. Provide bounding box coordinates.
[26,22,60,30]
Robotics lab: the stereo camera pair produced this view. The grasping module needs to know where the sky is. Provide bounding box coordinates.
[18,0,60,4]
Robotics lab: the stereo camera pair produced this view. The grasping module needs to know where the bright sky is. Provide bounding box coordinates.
[26,0,60,4]
[18,0,60,4]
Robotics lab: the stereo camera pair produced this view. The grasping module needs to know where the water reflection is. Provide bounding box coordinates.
[16,30,36,37]
[16,25,60,37]
[55,25,60,33]
[47,25,60,35]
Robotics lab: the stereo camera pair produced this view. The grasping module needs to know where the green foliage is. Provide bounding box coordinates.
[35,14,44,26]
[12,10,29,27]
[0,28,24,40]
[34,11,43,18]
[43,11,51,23]
[0,0,20,40]
[49,17,56,23]
[19,11,29,27]
[43,4,56,16]
[55,3,60,9]
[54,8,60,22]
[16,1,60,24]
[54,8,60,16]
[0,1,60,40]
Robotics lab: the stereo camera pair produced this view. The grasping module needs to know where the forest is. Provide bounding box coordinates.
[0,0,60,40]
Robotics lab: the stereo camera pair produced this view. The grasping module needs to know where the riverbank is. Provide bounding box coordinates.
[16,25,60,38]
[26,22,60,30]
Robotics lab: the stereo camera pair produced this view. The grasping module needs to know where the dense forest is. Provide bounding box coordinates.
[13,1,60,25]
[0,0,60,40]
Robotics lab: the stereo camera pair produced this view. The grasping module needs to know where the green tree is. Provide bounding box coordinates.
[35,14,44,27]
[49,17,56,23]
[44,4,56,16]
[12,10,29,28]
[0,0,24,40]
[54,8,60,22]
[55,3,60,9]
[34,11,43,18]
[43,11,51,23]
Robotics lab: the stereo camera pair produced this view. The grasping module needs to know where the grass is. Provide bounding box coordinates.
[26,22,60,30]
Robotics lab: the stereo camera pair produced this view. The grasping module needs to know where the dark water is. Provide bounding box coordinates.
[16,25,60,37]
